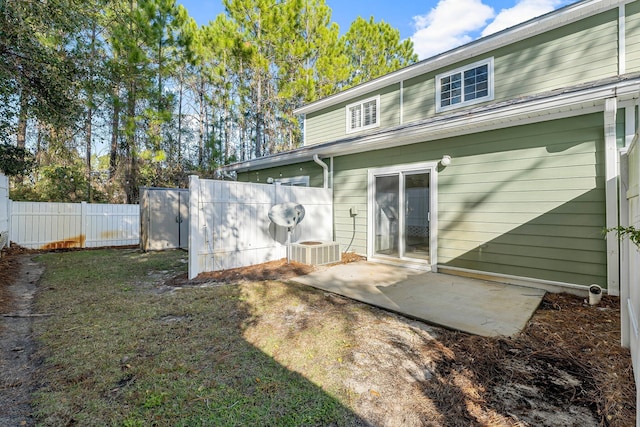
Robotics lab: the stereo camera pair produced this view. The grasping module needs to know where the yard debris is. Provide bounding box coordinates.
[0,247,636,426]
[178,252,366,286]
[187,255,634,426]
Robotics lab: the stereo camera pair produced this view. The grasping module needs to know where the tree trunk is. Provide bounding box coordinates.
[255,74,262,159]
[109,85,120,182]
[198,77,205,168]
[125,82,138,204]
[177,70,184,168]
[84,23,98,201]
[16,92,28,149]
[85,107,92,201]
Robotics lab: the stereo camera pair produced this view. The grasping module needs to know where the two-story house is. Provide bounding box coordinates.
[221,0,640,296]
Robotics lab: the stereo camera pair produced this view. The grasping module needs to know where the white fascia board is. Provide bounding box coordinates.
[294,0,625,116]
[225,79,640,173]
[223,149,325,173]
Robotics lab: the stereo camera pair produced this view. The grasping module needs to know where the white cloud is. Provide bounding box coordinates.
[410,0,495,60]
[481,0,564,36]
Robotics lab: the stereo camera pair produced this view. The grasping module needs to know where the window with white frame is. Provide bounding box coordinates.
[435,58,494,113]
[346,96,380,133]
[275,176,309,187]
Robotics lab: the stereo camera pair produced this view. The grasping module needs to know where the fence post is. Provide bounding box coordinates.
[188,175,200,280]
[81,201,87,248]
[7,199,12,247]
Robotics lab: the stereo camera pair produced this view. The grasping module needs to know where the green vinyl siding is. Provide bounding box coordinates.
[331,113,606,288]
[492,10,618,100]
[403,10,618,124]
[402,73,436,124]
[305,84,401,146]
[305,10,619,145]
[237,160,325,187]
[333,168,368,253]
[627,1,640,72]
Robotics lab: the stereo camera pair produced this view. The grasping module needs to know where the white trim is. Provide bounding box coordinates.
[302,114,307,146]
[399,81,404,125]
[629,298,639,338]
[294,0,627,116]
[620,145,631,347]
[605,97,620,296]
[224,78,640,173]
[275,175,309,187]
[439,265,603,296]
[435,58,494,113]
[367,161,438,272]
[619,5,626,75]
[345,95,380,134]
[626,106,636,146]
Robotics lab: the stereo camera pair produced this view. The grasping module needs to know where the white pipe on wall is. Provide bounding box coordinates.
[313,154,329,189]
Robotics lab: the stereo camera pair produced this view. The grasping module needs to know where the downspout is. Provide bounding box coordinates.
[330,157,334,189]
[313,154,329,189]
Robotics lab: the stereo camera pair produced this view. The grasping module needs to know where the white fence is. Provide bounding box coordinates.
[0,173,8,250]
[10,201,139,249]
[189,176,333,279]
[620,139,640,426]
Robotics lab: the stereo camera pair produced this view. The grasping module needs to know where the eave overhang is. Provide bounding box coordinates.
[294,0,627,116]
[222,76,640,174]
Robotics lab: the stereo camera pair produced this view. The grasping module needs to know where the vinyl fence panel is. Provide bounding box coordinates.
[10,201,139,249]
[0,174,8,249]
[189,176,333,279]
[85,203,140,248]
[620,140,640,426]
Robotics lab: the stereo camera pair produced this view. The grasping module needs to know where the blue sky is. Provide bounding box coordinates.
[177,0,575,59]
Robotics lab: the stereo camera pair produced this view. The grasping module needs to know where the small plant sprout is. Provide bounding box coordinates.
[606,226,640,249]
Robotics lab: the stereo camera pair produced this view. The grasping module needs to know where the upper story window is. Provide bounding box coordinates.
[346,96,380,133]
[435,58,494,113]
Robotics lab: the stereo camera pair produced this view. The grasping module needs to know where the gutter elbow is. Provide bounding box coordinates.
[313,154,329,189]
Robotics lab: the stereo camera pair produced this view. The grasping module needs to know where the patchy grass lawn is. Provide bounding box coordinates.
[29,249,635,426]
[32,249,361,426]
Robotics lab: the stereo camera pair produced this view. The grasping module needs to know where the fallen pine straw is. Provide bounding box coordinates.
[2,247,635,426]
[431,293,635,426]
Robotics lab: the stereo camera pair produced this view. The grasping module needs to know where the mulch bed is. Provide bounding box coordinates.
[434,293,635,425]
[1,245,635,425]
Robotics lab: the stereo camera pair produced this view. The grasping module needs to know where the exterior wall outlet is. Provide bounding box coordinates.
[350,206,358,216]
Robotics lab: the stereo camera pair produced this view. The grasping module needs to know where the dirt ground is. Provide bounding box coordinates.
[0,249,44,426]
[0,246,636,426]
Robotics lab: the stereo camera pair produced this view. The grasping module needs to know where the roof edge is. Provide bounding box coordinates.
[223,76,640,173]
[294,0,622,116]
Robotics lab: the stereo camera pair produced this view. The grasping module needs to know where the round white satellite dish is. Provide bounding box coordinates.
[268,203,305,264]
[268,203,305,228]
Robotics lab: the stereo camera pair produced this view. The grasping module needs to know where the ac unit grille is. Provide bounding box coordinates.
[291,241,340,265]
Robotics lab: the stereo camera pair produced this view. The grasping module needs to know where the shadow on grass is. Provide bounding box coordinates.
[30,249,368,426]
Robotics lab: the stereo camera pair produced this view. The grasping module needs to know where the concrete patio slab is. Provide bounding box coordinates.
[292,261,546,337]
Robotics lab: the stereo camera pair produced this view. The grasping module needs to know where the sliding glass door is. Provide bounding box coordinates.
[369,163,436,268]
[374,175,400,257]
[404,172,430,260]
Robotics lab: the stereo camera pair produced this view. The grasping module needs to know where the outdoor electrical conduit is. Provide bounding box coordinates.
[313,154,329,189]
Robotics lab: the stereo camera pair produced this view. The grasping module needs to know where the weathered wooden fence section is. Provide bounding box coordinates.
[0,173,8,250]
[10,201,139,249]
[189,176,333,279]
[620,139,640,424]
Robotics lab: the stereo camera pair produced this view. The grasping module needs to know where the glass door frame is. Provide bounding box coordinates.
[367,161,439,271]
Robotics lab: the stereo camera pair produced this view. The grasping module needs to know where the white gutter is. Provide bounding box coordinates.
[224,78,640,173]
[313,154,329,189]
[294,0,622,116]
